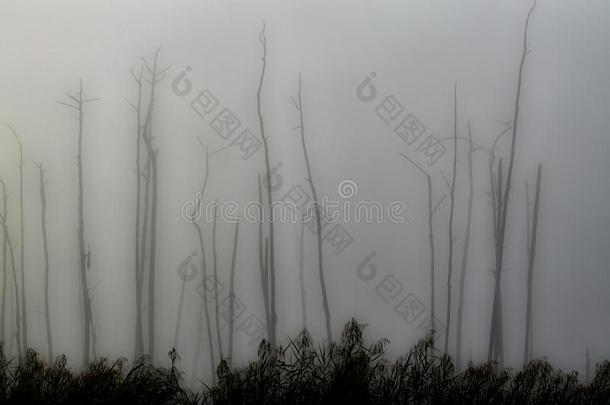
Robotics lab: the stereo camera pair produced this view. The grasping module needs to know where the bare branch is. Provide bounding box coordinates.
[397,152,429,178]
[56,101,79,110]
[432,194,447,215]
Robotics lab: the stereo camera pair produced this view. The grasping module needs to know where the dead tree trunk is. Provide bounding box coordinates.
[0,180,7,344]
[0,179,21,358]
[455,122,475,368]
[295,220,307,331]
[398,153,443,348]
[36,164,53,362]
[444,83,458,353]
[0,203,21,358]
[228,219,240,360]
[293,74,332,343]
[523,164,542,365]
[58,82,99,366]
[8,127,27,351]
[139,154,151,355]
[257,24,277,345]
[212,203,223,359]
[173,261,187,350]
[148,148,158,362]
[488,159,504,364]
[129,66,146,359]
[194,221,215,383]
[488,0,537,365]
[141,50,166,362]
[189,147,215,383]
[134,49,168,362]
[257,175,272,338]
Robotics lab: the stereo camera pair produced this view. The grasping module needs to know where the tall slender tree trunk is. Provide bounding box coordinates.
[139,50,165,362]
[523,164,542,365]
[444,83,458,353]
[228,220,240,360]
[1,180,7,344]
[9,128,27,351]
[0,179,20,358]
[139,155,151,354]
[257,175,271,334]
[190,149,214,383]
[77,86,93,366]
[398,154,436,347]
[37,164,53,362]
[294,74,332,343]
[488,160,504,364]
[173,274,187,350]
[57,82,98,366]
[426,174,436,348]
[0,210,21,358]
[212,204,223,359]
[296,220,307,331]
[256,25,277,345]
[148,150,158,362]
[194,222,215,383]
[455,123,474,368]
[488,0,536,364]
[132,66,145,360]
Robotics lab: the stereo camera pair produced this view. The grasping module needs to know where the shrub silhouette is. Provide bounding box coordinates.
[0,322,608,404]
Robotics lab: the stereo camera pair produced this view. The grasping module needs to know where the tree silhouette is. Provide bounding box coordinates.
[488,0,537,365]
[256,24,278,345]
[35,163,53,362]
[292,74,332,343]
[57,82,99,366]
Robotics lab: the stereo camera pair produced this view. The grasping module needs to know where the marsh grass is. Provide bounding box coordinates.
[0,320,607,404]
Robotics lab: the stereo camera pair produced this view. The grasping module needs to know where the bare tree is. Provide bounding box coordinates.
[292,74,332,343]
[483,122,510,364]
[128,50,168,362]
[129,65,146,359]
[256,24,277,345]
[257,174,272,339]
[173,253,190,350]
[488,158,505,364]
[0,178,22,358]
[142,50,167,363]
[455,122,476,368]
[488,0,537,365]
[295,219,307,331]
[398,153,445,347]
[189,147,215,384]
[7,126,27,351]
[523,164,542,365]
[228,219,240,361]
[443,83,458,353]
[58,82,99,366]
[35,163,53,362]
[0,179,7,344]
[212,203,223,359]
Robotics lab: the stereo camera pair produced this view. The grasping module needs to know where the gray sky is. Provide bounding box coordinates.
[0,0,609,381]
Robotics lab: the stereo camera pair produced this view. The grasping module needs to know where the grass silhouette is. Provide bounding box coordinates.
[0,320,607,404]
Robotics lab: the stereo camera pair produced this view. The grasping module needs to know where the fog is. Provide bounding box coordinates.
[0,0,609,383]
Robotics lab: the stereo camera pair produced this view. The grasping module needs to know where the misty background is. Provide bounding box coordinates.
[0,0,609,383]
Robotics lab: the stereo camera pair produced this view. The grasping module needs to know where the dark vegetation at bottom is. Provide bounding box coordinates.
[0,320,607,405]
